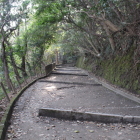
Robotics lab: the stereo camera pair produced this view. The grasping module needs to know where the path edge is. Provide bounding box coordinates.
[82,69,140,104]
[0,63,55,140]
[92,76,140,104]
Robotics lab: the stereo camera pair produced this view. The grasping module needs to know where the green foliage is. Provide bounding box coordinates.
[0,0,60,99]
[0,0,139,99]
[34,1,64,24]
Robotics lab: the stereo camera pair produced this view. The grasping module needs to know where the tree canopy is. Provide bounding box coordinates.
[0,0,140,95]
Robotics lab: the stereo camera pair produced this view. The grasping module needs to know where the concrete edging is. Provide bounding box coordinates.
[0,63,55,140]
[52,72,88,76]
[39,108,140,124]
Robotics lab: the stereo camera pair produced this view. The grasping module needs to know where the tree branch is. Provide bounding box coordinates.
[77,10,120,32]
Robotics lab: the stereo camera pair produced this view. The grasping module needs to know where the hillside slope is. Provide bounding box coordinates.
[76,51,140,95]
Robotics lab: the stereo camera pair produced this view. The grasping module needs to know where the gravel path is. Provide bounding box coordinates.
[5,66,140,140]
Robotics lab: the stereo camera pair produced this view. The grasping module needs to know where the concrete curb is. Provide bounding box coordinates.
[0,63,55,140]
[39,108,140,124]
[52,72,88,76]
[38,80,102,86]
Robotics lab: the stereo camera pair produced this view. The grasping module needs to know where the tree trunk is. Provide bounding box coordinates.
[21,56,27,77]
[1,39,12,90]
[10,50,21,79]
[55,50,59,65]
[21,29,28,77]
[102,22,115,51]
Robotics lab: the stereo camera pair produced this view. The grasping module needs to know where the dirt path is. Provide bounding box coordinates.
[5,66,140,140]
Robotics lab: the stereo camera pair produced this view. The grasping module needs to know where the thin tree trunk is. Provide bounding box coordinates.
[21,56,27,77]
[10,49,21,79]
[21,28,28,77]
[84,34,100,54]
[102,22,115,51]
[1,39,12,90]
[55,50,59,65]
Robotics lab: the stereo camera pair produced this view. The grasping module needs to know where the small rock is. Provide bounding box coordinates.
[135,127,139,130]
[77,120,80,123]
[121,125,125,128]
[103,124,106,127]
[118,132,122,135]
[97,124,101,127]
[129,125,133,128]
[39,134,45,136]
[89,130,94,133]
[74,130,79,133]
[46,127,50,130]
[45,120,50,123]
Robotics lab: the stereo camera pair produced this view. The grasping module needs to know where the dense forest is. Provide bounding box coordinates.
[0,0,140,101]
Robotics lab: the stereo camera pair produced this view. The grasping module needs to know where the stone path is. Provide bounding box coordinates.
[5,65,140,140]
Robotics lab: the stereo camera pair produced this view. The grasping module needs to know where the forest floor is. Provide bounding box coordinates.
[2,65,140,140]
